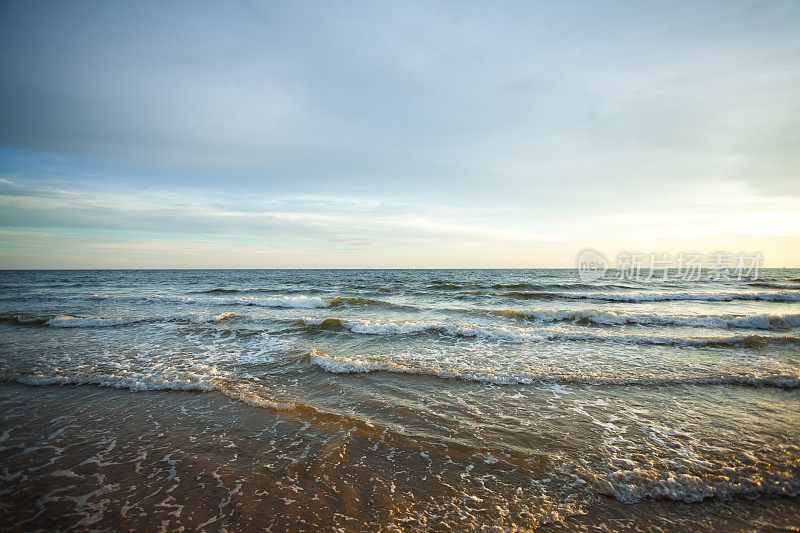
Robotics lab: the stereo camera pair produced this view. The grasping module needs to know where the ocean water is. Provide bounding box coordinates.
[0,268,799,530]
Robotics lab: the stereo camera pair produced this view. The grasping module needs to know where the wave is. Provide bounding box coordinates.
[194,287,320,295]
[427,283,470,290]
[326,296,410,309]
[87,293,333,308]
[9,293,408,310]
[2,312,238,328]
[487,309,800,330]
[4,373,216,392]
[195,288,243,293]
[212,295,333,308]
[0,373,298,413]
[46,315,158,328]
[747,282,800,290]
[490,282,638,290]
[501,290,800,303]
[602,470,799,504]
[2,315,52,326]
[0,293,330,307]
[296,318,800,347]
[432,282,637,291]
[309,351,800,389]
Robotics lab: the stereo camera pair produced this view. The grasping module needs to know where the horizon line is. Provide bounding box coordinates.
[2,266,799,271]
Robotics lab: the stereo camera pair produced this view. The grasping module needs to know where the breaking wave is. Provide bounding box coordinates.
[309,351,800,389]
[486,309,800,330]
[747,282,800,290]
[3,312,238,328]
[501,290,800,303]
[296,318,800,347]
[0,373,298,412]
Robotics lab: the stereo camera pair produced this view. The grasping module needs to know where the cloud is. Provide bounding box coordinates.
[1,1,798,195]
[1,1,799,266]
[330,238,380,247]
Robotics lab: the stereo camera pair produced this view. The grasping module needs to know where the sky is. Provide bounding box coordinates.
[0,0,799,268]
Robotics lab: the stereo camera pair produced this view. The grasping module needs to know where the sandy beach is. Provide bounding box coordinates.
[2,381,798,531]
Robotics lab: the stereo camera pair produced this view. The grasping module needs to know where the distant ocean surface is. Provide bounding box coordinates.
[1,269,799,530]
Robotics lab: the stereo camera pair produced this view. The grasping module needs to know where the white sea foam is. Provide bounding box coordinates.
[45,315,153,328]
[308,351,800,388]
[310,351,406,374]
[210,311,236,322]
[7,373,216,392]
[299,317,800,347]
[489,309,800,330]
[603,471,800,503]
[39,312,239,328]
[227,296,329,308]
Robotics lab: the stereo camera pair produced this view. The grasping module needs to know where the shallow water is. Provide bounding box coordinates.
[1,269,799,530]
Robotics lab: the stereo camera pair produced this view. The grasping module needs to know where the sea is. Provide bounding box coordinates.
[0,268,798,530]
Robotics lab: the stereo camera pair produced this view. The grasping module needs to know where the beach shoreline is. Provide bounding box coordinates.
[1,381,798,531]
[1,268,799,530]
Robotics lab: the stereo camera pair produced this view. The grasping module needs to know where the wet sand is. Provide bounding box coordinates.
[1,382,797,531]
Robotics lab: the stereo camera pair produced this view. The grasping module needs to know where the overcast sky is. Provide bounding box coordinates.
[1,0,798,268]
